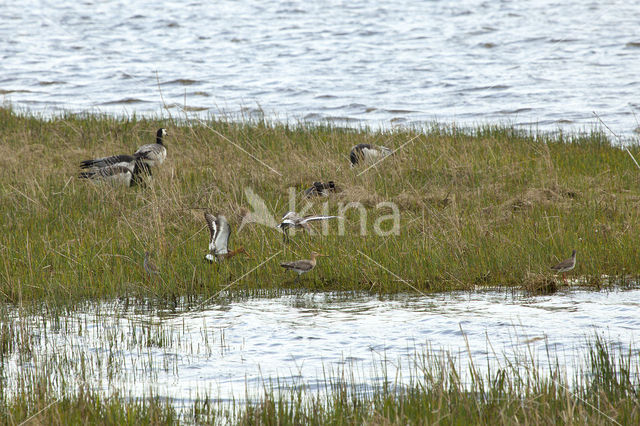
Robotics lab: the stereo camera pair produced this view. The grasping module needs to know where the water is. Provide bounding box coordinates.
[1,0,639,138]
[4,288,639,405]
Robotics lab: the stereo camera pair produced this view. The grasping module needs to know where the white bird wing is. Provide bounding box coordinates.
[281,211,300,221]
[204,212,217,251]
[278,211,301,228]
[299,215,340,224]
[214,215,231,255]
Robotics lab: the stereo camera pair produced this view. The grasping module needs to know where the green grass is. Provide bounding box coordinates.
[1,106,640,304]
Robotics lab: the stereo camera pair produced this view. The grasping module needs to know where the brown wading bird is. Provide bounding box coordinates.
[550,249,577,282]
[280,251,327,280]
[277,211,340,242]
[204,212,247,263]
[144,251,160,276]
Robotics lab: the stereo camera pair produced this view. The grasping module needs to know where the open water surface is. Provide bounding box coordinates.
[3,288,639,405]
[1,0,640,137]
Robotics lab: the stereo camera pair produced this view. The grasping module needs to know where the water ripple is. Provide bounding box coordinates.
[0,0,639,138]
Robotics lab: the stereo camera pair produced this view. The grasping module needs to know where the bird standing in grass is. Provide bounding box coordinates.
[277,211,340,242]
[144,251,160,276]
[204,212,247,263]
[551,249,576,282]
[280,251,326,280]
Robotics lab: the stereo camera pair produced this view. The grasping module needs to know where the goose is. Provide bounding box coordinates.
[277,211,340,242]
[204,211,247,262]
[78,164,133,187]
[280,251,326,279]
[550,249,576,282]
[349,143,392,167]
[144,251,160,275]
[79,128,168,184]
[134,128,168,169]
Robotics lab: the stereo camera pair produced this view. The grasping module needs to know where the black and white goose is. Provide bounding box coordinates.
[78,164,133,187]
[134,128,168,169]
[79,128,168,184]
[204,212,247,263]
[277,211,340,242]
[349,143,392,167]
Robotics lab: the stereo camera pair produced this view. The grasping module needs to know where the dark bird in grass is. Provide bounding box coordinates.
[550,249,576,282]
[144,251,160,276]
[79,128,168,186]
[349,143,392,167]
[277,211,340,242]
[204,212,247,263]
[304,181,338,198]
[280,251,326,280]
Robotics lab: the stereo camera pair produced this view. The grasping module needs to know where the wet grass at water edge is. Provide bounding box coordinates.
[1,336,638,424]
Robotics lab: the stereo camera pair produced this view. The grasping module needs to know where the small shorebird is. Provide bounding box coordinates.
[78,164,134,187]
[349,143,392,167]
[204,211,247,262]
[280,251,326,279]
[80,128,168,185]
[144,251,160,276]
[550,249,576,282]
[277,211,340,242]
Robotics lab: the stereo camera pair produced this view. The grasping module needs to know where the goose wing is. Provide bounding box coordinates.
[79,165,131,178]
[213,215,231,255]
[134,144,167,165]
[80,154,136,171]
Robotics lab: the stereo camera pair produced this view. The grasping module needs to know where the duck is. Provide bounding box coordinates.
[349,143,392,167]
[78,164,133,187]
[204,211,247,262]
[280,251,326,279]
[277,211,340,242]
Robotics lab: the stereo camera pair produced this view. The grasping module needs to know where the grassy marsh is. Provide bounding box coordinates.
[1,107,640,303]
